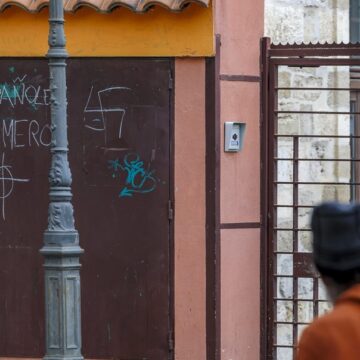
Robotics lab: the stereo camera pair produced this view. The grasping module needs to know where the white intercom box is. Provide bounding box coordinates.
[224,122,246,152]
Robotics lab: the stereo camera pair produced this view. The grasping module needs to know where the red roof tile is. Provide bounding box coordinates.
[0,0,209,12]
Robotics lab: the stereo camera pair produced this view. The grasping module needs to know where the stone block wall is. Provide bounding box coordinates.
[265,0,349,44]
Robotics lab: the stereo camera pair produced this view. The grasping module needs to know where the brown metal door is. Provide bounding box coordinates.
[0,58,173,360]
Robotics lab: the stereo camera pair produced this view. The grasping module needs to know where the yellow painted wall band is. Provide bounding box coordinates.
[0,5,214,57]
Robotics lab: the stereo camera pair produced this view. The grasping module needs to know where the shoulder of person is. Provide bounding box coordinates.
[297,308,354,359]
[299,314,332,345]
[297,316,332,360]
[303,306,353,337]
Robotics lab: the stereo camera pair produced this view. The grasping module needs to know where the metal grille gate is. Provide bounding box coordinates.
[261,38,360,359]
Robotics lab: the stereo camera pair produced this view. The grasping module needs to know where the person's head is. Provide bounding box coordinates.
[311,202,360,302]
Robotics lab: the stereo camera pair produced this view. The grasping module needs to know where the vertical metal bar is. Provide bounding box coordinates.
[40,1,84,360]
[168,59,175,360]
[292,136,299,359]
[355,92,360,200]
[350,98,356,200]
[205,34,221,360]
[260,36,271,360]
[269,60,278,359]
[313,277,319,319]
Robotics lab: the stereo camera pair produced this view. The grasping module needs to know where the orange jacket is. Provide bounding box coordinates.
[297,284,360,360]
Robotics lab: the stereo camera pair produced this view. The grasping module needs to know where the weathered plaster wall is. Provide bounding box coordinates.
[174,59,206,360]
[0,5,213,57]
[216,0,264,359]
[265,0,349,44]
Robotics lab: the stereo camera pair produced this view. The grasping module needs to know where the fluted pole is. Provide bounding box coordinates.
[40,1,84,360]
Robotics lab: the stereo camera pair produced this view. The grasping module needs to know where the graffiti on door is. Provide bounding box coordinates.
[108,153,157,197]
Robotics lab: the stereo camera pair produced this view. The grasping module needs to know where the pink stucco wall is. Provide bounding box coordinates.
[220,81,260,224]
[221,229,260,360]
[174,59,207,360]
[216,0,264,359]
[216,0,264,76]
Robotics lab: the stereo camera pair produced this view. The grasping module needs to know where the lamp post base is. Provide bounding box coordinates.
[41,232,83,360]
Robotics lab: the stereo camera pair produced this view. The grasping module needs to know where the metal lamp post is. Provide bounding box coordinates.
[40,1,84,360]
